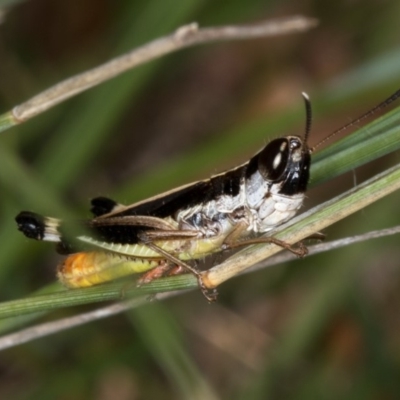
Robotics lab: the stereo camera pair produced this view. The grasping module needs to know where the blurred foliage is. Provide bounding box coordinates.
[0,0,400,399]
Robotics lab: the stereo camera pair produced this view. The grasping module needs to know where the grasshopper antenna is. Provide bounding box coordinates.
[312,88,400,152]
[302,92,312,146]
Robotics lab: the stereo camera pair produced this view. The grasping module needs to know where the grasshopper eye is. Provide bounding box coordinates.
[258,138,289,181]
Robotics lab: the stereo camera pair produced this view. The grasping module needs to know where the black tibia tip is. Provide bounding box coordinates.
[90,197,118,217]
[15,211,46,240]
[56,241,76,255]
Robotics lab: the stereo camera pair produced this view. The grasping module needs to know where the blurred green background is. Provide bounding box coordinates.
[1,0,400,399]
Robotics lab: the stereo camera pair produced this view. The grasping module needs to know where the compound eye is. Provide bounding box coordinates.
[258,138,289,181]
[290,137,301,150]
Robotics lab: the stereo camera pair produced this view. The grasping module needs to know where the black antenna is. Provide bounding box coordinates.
[302,92,312,145]
[312,88,400,152]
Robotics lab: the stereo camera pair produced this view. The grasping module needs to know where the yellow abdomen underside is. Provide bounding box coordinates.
[57,252,159,288]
